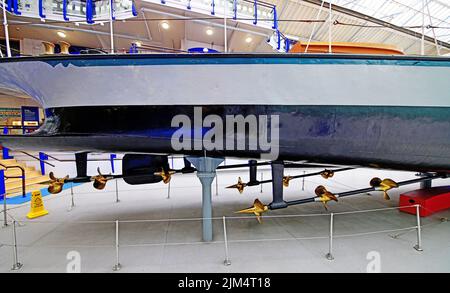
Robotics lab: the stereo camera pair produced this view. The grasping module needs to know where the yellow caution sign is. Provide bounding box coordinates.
[27,190,49,219]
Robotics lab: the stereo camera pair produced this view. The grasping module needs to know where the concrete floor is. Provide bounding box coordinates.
[0,167,449,273]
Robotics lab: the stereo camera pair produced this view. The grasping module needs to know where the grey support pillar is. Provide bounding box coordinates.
[75,152,88,178]
[268,161,288,210]
[419,173,432,189]
[186,156,224,242]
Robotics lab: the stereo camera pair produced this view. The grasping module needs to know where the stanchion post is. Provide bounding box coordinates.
[112,220,121,271]
[414,204,423,251]
[115,179,120,203]
[260,173,263,193]
[167,181,171,199]
[325,213,334,260]
[1,169,8,227]
[68,182,75,211]
[11,220,22,270]
[302,171,305,191]
[2,193,7,227]
[215,174,218,196]
[222,216,231,266]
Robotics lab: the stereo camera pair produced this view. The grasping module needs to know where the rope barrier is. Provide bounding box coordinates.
[4,204,420,224]
[0,225,427,250]
[1,203,447,270]
[334,226,418,239]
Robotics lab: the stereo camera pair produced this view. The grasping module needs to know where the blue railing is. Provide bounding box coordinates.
[38,0,45,18]
[3,0,290,53]
[4,0,137,23]
[154,0,288,52]
[62,0,69,21]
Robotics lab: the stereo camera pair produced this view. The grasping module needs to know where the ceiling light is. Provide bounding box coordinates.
[245,37,253,43]
[57,31,66,38]
[161,21,170,30]
[206,28,214,36]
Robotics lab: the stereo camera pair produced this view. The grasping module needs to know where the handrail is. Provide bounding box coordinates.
[38,152,122,163]
[19,151,55,167]
[0,163,26,197]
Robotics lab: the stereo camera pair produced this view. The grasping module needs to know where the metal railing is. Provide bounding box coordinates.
[0,163,26,198]
[4,0,137,22]
[1,202,432,272]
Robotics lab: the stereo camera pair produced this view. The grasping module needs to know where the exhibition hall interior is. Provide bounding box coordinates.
[0,0,449,273]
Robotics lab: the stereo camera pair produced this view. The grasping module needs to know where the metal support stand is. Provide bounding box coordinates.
[187,156,224,242]
[115,179,120,203]
[414,205,423,252]
[419,173,432,189]
[326,213,334,260]
[268,161,288,210]
[75,152,88,178]
[222,216,231,266]
[112,220,121,271]
[247,160,259,186]
[11,221,22,270]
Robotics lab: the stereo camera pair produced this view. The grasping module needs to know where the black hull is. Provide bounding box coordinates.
[2,105,450,172]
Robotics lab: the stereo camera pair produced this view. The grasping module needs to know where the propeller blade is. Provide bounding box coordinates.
[226,177,247,194]
[320,169,335,179]
[92,167,112,190]
[283,176,293,187]
[154,168,175,184]
[47,172,69,194]
[235,199,269,223]
[314,185,338,210]
[370,177,398,200]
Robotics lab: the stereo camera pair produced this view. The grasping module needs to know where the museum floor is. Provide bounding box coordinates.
[1,168,449,273]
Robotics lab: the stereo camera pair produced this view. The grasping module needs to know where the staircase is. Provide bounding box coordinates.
[0,158,50,198]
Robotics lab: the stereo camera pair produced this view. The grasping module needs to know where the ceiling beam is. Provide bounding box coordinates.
[301,0,450,49]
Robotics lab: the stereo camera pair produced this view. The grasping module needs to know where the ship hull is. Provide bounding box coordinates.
[3,104,449,172]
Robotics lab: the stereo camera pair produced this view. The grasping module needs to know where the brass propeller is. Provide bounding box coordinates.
[283,176,293,187]
[226,177,247,194]
[154,168,176,184]
[369,177,398,200]
[47,172,69,194]
[92,167,112,190]
[235,199,269,223]
[315,185,338,210]
[320,169,335,179]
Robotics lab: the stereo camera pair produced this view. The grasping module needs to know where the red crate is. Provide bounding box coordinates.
[399,186,450,217]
